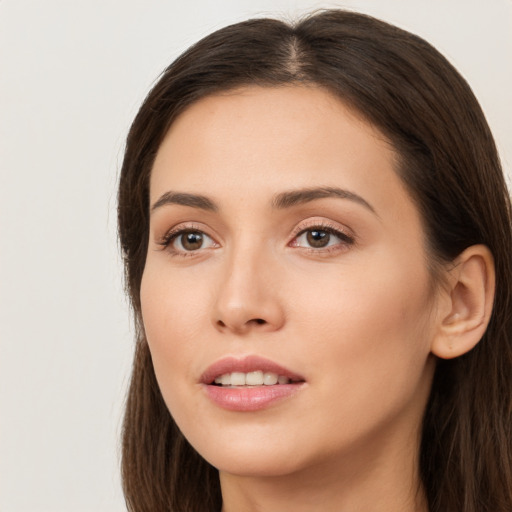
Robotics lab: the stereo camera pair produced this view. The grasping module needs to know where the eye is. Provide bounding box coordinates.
[292,226,354,250]
[163,229,217,254]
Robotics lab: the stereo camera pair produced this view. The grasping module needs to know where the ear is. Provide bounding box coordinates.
[431,245,495,359]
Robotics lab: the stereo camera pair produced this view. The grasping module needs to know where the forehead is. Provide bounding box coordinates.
[150,85,398,198]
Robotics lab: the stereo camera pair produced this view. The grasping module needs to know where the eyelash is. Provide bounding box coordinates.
[157,222,355,257]
[290,222,355,254]
[157,224,216,258]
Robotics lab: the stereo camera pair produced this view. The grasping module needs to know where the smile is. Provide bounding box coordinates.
[201,356,306,411]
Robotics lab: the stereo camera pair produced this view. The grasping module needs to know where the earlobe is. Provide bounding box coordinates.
[431,245,495,360]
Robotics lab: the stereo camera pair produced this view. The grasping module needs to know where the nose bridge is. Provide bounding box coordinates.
[213,233,284,333]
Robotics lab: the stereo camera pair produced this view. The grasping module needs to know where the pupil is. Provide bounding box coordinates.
[307,230,330,248]
[182,231,203,250]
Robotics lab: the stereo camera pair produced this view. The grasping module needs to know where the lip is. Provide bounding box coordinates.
[201,355,306,412]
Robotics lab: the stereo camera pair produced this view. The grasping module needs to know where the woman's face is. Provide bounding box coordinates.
[141,86,439,478]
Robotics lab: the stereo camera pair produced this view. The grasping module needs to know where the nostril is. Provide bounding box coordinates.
[214,317,268,330]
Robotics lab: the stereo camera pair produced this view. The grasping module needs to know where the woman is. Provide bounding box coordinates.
[117,9,512,512]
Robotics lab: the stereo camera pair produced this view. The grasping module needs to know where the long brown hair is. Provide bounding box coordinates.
[118,10,512,511]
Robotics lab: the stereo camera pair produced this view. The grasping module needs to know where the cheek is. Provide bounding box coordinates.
[139,264,209,407]
[278,263,435,459]
[290,251,435,401]
[141,261,210,340]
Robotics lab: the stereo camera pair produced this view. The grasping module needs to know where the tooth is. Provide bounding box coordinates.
[215,371,292,387]
[231,372,246,386]
[246,371,264,386]
[263,372,278,385]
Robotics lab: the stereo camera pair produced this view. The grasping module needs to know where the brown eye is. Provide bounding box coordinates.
[178,231,204,251]
[293,226,354,251]
[162,228,217,255]
[306,230,330,248]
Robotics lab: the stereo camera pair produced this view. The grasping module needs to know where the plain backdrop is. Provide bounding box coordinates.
[0,1,510,510]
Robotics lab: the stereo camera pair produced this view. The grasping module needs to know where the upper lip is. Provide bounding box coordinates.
[200,355,305,384]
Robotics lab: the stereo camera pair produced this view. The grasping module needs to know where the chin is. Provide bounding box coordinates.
[209,449,308,478]
[184,425,311,477]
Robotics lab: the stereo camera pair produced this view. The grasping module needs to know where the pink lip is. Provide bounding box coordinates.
[201,355,306,412]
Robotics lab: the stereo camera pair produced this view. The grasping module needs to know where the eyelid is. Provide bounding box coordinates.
[156,222,220,252]
[288,218,356,253]
[290,218,355,241]
[157,222,201,245]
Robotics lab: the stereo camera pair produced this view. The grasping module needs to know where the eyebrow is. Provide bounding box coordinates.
[150,186,376,216]
[151,191,218,213]
[271,186,377,214]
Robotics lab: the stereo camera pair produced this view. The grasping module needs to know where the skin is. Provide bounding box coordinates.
[141,85,445,511]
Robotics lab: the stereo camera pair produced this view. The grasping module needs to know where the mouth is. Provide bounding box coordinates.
[201,355,306,411]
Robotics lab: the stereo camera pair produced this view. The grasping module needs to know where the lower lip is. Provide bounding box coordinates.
[204,383,304,411]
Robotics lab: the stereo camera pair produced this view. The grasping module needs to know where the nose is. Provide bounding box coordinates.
[212,242,285,335]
